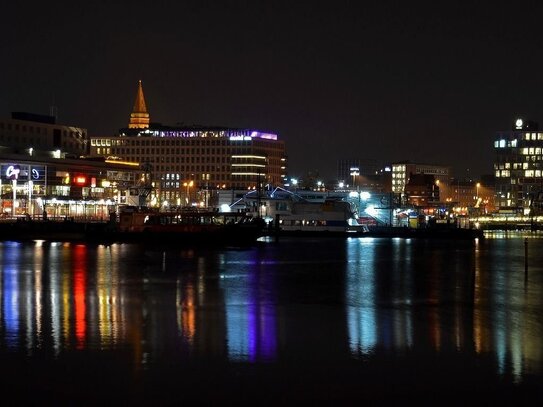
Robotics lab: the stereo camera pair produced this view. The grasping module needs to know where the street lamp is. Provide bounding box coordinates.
[183,180,194,205]
[350,167,360,191]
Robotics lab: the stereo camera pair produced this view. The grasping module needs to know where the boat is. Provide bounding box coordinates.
[237,189,369,237]
[268,200,369,236]
[107,207,265,246]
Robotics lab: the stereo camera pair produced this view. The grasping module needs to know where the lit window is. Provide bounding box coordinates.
[499,139,506,148]
[512,139,517,147]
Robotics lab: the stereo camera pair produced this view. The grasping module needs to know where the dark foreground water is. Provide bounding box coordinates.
[1,232,542,405]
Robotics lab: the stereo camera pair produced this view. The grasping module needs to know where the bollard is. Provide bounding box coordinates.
[525,237,528,277]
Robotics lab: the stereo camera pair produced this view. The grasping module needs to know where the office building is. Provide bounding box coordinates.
[494,118,543,211]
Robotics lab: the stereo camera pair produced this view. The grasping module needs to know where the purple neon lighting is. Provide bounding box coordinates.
[250,131,277,140]
[150,129,278,140]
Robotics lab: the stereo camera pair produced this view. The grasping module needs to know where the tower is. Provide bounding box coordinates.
[128,80,150,129]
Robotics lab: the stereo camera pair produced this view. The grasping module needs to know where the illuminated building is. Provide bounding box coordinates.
[90,82,287,206]
[494,118,543,211]
[0,154,141,218]
[392,161,451,202]
[0,112,142,217]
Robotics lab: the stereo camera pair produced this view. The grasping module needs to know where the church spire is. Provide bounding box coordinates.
[128,80,150,129]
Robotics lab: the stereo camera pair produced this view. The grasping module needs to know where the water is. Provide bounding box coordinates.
[1,233,542,405]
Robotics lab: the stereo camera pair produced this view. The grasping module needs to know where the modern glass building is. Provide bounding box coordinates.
[494,118,543,211]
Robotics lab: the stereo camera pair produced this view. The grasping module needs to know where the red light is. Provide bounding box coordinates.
[74,176,87,186]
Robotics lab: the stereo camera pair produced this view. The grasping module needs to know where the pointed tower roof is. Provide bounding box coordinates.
[129,80,150,129]
[132,80,148,113]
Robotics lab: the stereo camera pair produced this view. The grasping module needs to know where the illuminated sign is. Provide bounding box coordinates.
[515,118,524,129]
[74,175,87,186]
[1,165,45,181]
[6,165,21,180]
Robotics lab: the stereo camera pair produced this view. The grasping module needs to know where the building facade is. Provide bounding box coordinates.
[392,161,451,201]
[0,112,89,158]
[404,174,440,206]
[89,82,287,207]
[0,153,142,218]
[0,112,143,218]
[494,118,543,211]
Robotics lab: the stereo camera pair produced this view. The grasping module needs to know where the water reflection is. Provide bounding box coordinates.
[0,237,542,387]
[345,236,543,383]
[218,251,277,362]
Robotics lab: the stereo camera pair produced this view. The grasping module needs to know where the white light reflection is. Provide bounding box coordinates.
[346,238,377,356]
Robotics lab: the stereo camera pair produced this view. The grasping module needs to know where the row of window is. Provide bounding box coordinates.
[495,170,543,178]
[494,162,542,170]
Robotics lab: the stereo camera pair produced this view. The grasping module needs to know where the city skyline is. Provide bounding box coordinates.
[2,1,543,179]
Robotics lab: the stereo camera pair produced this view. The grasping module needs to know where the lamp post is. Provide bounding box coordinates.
[183,180,194,205]
[350,167,360,191]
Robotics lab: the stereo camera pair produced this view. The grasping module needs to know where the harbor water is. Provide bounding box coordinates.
[0,232,542,405]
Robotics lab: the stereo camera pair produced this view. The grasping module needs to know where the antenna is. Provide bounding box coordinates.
[49,93,58,122]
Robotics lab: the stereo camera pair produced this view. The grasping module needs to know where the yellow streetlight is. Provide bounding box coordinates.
[183,180,194,205]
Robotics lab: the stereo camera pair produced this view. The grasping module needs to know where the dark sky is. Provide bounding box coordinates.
[2,1,543,180]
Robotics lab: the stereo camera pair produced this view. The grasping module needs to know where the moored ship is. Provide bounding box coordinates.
[110,207,265,246]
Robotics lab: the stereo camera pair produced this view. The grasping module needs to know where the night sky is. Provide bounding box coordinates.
[2,1,543,180]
